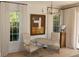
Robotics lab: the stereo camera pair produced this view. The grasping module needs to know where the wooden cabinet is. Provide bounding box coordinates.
[60,32,66,48]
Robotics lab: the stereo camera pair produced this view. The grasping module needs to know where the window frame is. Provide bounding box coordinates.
[53,14,60,32]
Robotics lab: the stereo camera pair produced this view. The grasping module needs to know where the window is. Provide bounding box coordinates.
[53,14,60,32]
[10,11,19,41]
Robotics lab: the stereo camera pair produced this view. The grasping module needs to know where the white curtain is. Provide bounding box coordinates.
[0,3,1,56]
[75,7,79,49]
[0,2,27,56]
[17,4,28,51]
[0,2,10,56]
[63,7,76,49]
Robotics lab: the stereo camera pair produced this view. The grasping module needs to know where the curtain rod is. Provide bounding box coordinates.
[0,1,27,5]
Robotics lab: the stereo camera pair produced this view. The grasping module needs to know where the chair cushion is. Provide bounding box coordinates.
[30,44,39,52]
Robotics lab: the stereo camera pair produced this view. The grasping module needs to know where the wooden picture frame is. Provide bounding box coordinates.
[30,14,45,35]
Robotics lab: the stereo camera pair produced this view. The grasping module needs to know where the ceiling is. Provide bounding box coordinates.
[51,1,79,7]
[15,1,79,8]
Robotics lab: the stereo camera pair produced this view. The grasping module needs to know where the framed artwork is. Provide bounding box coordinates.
[30,14,45,35]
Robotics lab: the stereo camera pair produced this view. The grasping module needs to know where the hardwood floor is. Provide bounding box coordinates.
[7,48,79,57]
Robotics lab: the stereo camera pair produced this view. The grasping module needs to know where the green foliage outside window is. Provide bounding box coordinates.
[53,15,60,32]
[10,11,19,41]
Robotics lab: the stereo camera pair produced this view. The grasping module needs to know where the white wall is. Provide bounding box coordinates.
[47,14,53,40]
[27,2,61,40]
[26,2,48,39]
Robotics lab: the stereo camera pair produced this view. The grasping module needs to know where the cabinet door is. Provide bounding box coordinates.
[60,32,66,48]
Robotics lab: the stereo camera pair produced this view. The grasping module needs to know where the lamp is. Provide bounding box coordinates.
[61,25,66,32]
[47,1,60,15]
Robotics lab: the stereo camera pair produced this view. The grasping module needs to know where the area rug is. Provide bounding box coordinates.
[72,54,79,57]
[26,48,59,57]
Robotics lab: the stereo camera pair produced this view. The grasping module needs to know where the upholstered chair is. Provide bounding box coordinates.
[22,33,39,56]
[47,32,60,53]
